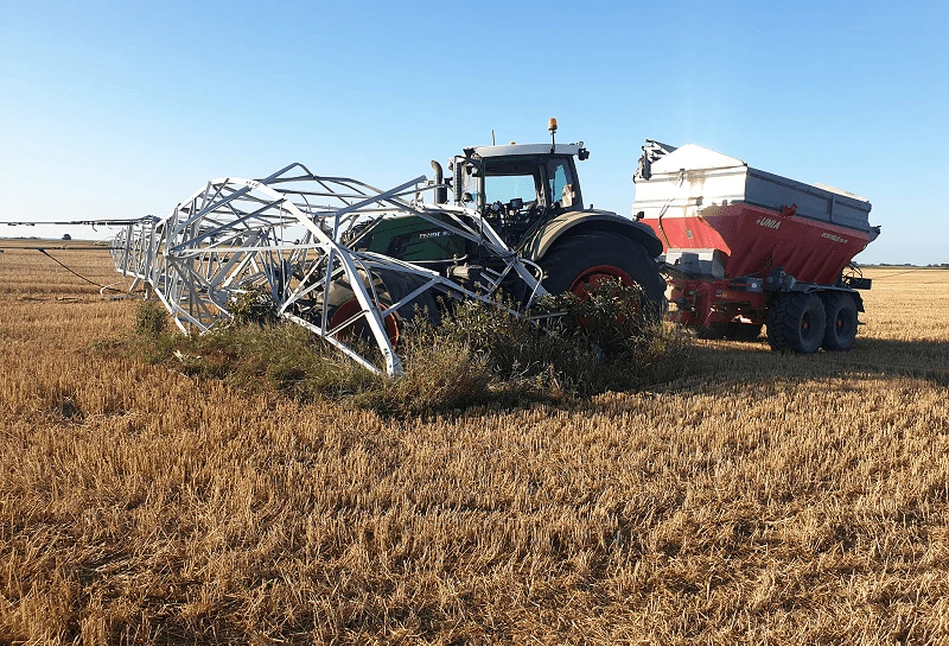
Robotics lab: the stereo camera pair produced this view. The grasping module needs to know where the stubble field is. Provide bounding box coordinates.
[2,243,949,644]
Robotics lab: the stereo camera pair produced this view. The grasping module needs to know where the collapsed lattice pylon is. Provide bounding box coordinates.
[111,163,546,375]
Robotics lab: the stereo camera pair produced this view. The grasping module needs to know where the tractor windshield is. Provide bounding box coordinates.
[478,156,543,208]
[484,173,538,205]
[462,154,582,211]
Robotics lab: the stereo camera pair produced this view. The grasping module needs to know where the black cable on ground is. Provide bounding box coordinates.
[32,248,127,294]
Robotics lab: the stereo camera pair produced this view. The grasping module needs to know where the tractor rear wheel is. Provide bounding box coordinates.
[821,291,858,351]
[766,292,826,354]
[540,232,666,314]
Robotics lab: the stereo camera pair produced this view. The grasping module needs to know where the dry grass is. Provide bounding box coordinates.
[117,274,689,415]
[2,244,949,644]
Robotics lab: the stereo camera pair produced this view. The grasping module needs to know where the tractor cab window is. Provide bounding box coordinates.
[477,157,543,210]
[484,173,539,206]
[468,155,580,211]
[547,158,580,209]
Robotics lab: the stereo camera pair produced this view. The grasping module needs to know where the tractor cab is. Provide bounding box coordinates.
[353,124,594,260]
[450,141,590,248]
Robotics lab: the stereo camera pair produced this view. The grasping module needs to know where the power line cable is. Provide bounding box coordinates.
[31,247,127,293]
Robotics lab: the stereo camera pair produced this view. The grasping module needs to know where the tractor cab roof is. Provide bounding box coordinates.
[467,143,584,159]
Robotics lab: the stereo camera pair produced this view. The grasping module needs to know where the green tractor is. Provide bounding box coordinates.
[348,120,666,309]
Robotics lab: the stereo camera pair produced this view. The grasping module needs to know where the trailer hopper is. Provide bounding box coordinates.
[632,140,879,353]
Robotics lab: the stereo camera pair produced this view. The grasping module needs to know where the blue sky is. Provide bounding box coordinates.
[1,0,947,264]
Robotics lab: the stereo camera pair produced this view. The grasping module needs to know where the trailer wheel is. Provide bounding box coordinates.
[540,232,666,314]
[766,292,826,354]
[821,292,858,351]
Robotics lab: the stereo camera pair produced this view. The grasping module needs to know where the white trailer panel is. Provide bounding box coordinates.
[632,142,874,235]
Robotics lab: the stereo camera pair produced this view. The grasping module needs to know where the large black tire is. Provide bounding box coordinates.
[539,232,666,314]
[766,292,826,354]
[322,270,441,344]
[821,291,858,351]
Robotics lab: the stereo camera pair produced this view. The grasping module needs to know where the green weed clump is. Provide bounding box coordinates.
[125,282,691,415]
[133,299,168,337]
[129,300,377,400]
[388,281,691,408]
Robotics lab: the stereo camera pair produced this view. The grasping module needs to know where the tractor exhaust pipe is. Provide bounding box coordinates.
[431,160,448,204]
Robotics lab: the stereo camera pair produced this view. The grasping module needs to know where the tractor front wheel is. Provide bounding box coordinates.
[323,271,441,346]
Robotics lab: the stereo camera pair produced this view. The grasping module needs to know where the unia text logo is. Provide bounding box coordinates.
[756,217,781,230]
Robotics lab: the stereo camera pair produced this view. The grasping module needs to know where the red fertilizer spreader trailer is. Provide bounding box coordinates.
[632,140,880,353]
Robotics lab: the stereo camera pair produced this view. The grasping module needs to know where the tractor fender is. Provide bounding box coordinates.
[521,209,664,261]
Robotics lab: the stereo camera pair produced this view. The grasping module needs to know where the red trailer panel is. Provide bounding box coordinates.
[648,202,873,285]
